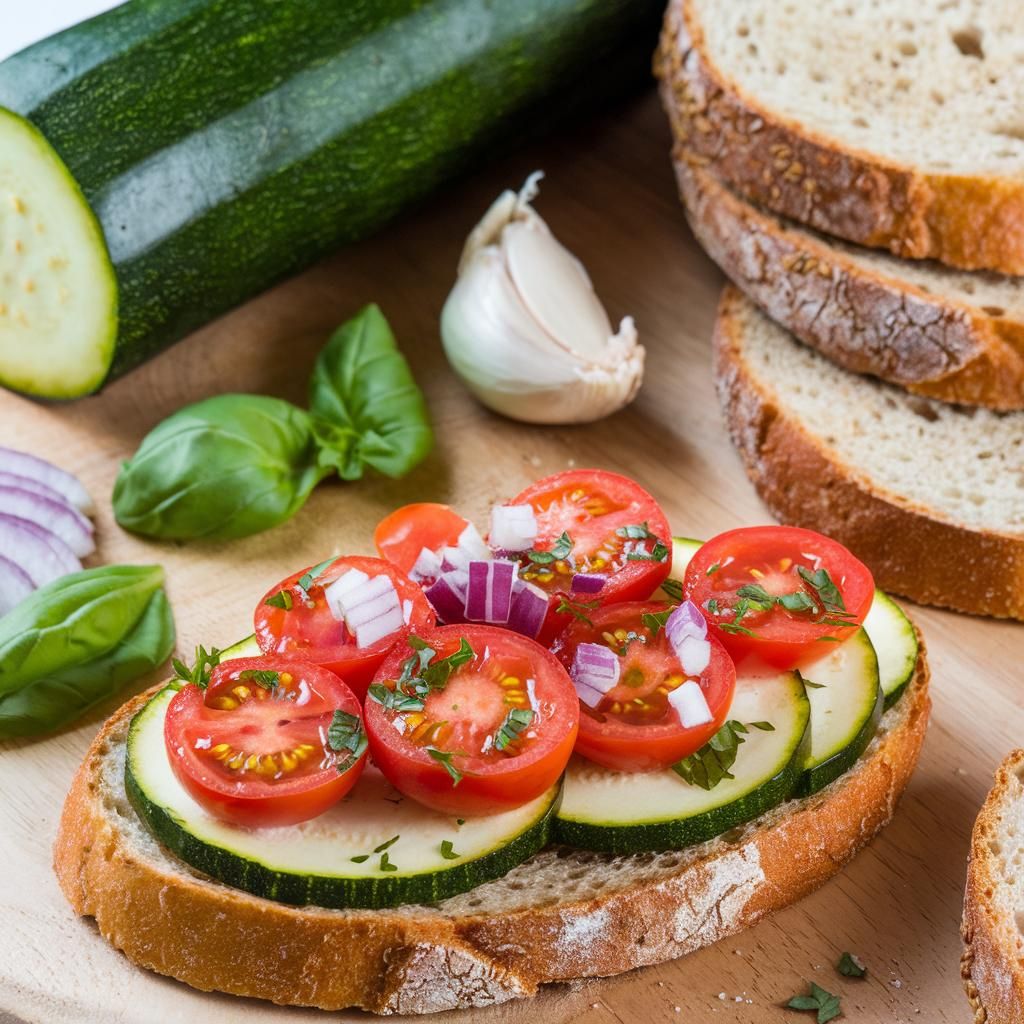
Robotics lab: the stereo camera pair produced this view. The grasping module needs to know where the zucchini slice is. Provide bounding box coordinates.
[554,671,810,853]
[126,646,557,909]
[0,108,116,397]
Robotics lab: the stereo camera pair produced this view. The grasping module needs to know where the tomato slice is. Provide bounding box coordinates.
[164,657,366,827]
[552,601,736,772]
[374,503,470,576]
[254,556,435,698]
[363,625,579,816]
[682,526,875,670]
[508,469,672,643]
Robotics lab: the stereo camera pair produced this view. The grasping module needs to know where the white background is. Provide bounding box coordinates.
[1,0,123,62]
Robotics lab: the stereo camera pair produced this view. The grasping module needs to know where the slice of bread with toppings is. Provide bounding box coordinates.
[656,0,1024,274]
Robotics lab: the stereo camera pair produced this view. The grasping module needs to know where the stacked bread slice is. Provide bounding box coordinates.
[657,0,1024,620]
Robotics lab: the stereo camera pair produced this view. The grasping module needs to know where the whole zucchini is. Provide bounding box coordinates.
[0,0,663,399]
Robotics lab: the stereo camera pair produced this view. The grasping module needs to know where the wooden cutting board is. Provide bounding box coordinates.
[0,91,1016,1024]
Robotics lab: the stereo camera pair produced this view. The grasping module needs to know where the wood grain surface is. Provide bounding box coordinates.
[0,91,1017,1024]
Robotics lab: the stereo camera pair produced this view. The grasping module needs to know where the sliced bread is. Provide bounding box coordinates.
[713,286,1024,620]
[656,0,1024,274]
[670,155,1024,410]
[962,750,1024,1024]
[54,663,929,1015]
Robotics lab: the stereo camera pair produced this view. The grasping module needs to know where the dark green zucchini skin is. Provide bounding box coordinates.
[0,0,663,389]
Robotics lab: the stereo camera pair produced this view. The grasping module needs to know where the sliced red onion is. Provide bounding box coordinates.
[0,555,34,616]
[489,504,537,552]
[324,567,370,620]
[0,470,67,507]
[571,572,606,594]
[506,578,548,638]
[0,487,95,557]
[410,545,443,583]
[570,642,620,707]
[676,635,711,676]
[0,513,81,587]
[424,570,469,624]
[465,559,517,624]
[668,680,713,727]
[0,447,93,514]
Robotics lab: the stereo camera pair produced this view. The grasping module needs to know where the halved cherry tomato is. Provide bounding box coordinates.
[552,601,735,772]
[164,657,366,827]
[508,469,672,643]
[374,503,470,576]
[363,625,579,817]
[254,556,435,698]
[683,526,875,670]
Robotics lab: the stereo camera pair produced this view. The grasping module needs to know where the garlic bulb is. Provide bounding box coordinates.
[440,172,644,425]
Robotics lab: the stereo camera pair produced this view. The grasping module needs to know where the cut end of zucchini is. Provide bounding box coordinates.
[0,107,116,398]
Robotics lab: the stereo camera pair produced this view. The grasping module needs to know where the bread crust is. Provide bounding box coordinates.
[655,0,1024,275]
[713,285,1024,621]
[962,750,1024,1024]
[668,151,1024,410]
[54,656,929,1014]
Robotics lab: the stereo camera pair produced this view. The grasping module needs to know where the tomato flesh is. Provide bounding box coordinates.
[363,625,579,816]
[374,503,469,577]
[254,555,435,698]
[508,469,672,643]
[683,526,875,670]
[553,602,736,772]
[164,657,366,827]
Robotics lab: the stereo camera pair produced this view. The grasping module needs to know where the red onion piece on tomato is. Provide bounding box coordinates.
[0,555,34,616]
[571,572,606,594]
[425,570,469,624]
[0,513,81,587]
[667,679,713,726]
[0,487,94,557]
[0,447,93,514]
[465,559,517,624]
[489,504,537,552]
[506,578,547,639]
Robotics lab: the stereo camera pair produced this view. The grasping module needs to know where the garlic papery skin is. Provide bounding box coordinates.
[441,172,644,425]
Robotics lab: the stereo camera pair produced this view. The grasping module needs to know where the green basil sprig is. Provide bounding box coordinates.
[112,304,432,540]
[0,565,175,738]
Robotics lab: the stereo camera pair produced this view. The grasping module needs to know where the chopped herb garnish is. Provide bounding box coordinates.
[456,818,465,826]
[626,541,670,563]
[706,561,721,576]
[367,682,426,712]
[264,589,294,610]
[786,982,842,1023]
[660,577,684,602]
[379,851,397,872]
[420,638,474,690]
[526,531,574,567]
[706,597,720,615]
[556,596,600,627]
[801,676,826,689]
[427,746,464,786]
[440,839,460,860]
[373,637,475,712]
[797,566,849,616]
[494,708,534,751]
[672,719,772,790]
[837,952,866,978]
[326,709,367,772]
[171,644,222,691]
[373,834,400,854]
[641,608,673,635]
[350,854,370,864]
[237,668,280,690]
[296,557,335,596]
[616,522,656,540]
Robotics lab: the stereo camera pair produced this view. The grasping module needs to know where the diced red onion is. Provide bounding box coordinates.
[571,572,606,594]
[676,635,711,676]
[574,680,605,709]
[402,598,413,624]
[410,546,443,583]
[0,487,94,557]
[0,513,81,587]
[354,604,405,648]
[666,600,707,646]
[506,578,548,638]
[0,447,93,514]
[489,504,537,552]
[668,680,713,727]
[440,523,491,573]
[425,571,469,624]
[324,568,370,620]
[0,554,34,616]
[465,559,517,624]
[570,643,620,705]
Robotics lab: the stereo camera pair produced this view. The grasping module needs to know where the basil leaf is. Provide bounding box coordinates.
[309,304,433,481]
[0,567,175,738]
[113,395,327,540]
